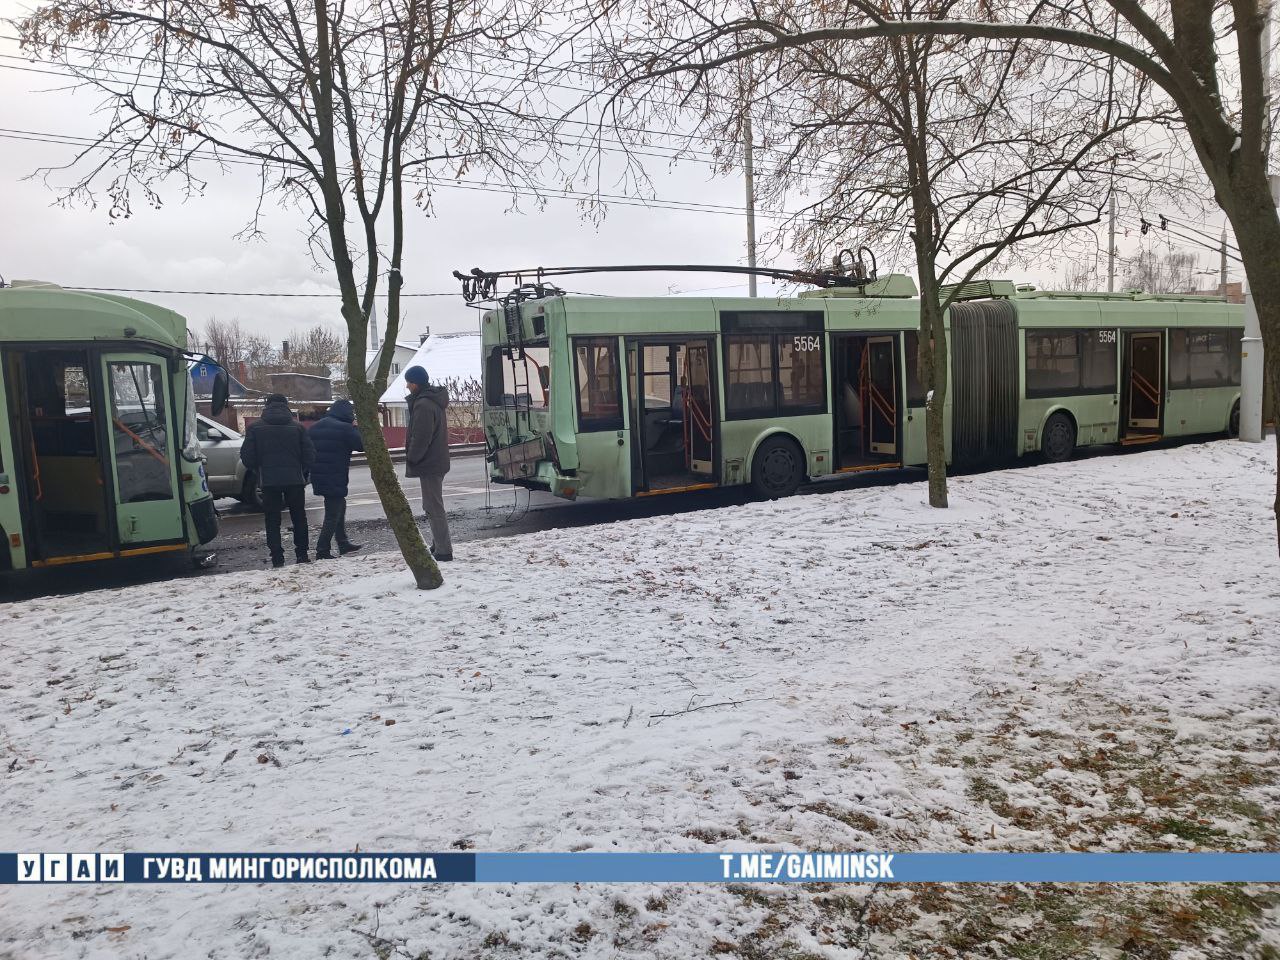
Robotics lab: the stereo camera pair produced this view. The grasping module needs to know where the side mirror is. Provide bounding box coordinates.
[206,427,225,441]
[211,370,230,416]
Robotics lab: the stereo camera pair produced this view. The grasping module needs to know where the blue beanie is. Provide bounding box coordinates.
[404,365,429,386]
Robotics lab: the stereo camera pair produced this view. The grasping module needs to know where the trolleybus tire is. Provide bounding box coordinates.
[1228,400,1241,437]
[751,435,805,499]
[1041,412,1077,463]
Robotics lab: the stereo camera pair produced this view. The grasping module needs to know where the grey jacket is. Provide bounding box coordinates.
[405,384,451,477]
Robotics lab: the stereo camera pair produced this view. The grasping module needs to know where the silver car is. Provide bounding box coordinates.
[196,414,262,509]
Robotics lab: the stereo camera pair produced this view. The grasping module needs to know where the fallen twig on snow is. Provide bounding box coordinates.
[648,697,773,726]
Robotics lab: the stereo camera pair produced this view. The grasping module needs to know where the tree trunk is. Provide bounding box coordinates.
[918,297,950,509]
[347,375,443,589]
[1220,165,1280,556]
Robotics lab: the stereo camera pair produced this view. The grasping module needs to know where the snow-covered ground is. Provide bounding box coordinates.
[2,439,1279,959]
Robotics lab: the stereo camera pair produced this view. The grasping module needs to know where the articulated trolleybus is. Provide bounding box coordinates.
[0,282,229,573]
[467,265,1243,502]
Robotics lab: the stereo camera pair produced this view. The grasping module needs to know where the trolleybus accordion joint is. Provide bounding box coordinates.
[452,249,879,304]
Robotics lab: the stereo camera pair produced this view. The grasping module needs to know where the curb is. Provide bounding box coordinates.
[352,442,487,465]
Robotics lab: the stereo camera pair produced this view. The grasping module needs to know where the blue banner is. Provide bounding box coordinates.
[4,852,1280,885]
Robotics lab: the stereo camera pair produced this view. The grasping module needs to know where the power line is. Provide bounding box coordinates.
[0,126,801,220]
[0,45,1238,198]
[0,49,810,175]
[1119,216,1244,265]
[1161,215,1240,254]
[67,284,457,297]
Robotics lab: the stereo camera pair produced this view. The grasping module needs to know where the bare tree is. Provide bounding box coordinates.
[589,0,1280,550]
[286,324,347,370]
[1122,247,1198,294]
[1060,260,1102,292]
[594,0,1173,507]
[191,316,278,390]
[19,0,561,587]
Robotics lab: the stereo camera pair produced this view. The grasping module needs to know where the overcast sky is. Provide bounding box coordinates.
[0,1,1240,345]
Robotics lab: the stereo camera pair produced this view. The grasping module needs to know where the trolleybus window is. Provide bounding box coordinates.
[573,337,622,431]
[1168,329,1242,389]
[1025,330,1117,397]
[904,331,927,406]
[721,311,825,419]
[778,335,825,411]
[485,346,548,409]
[108,361,175,503]
[724,334,775,417]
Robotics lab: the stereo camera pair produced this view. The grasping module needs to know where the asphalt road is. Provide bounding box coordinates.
[0,449,921,599]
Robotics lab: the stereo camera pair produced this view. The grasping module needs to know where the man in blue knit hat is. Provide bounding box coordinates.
[403,365,453,561]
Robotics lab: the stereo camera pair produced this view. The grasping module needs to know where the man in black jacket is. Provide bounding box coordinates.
[403,366,453,561]
[241,393,316,567]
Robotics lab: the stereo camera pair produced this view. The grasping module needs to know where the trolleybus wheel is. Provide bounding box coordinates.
[1228,400,1241,437]
[751,436,805,499]
[1041,412,1076,463]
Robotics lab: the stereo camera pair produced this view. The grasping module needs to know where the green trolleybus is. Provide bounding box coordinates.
[0,282,225,572]
[479,275,1243,501]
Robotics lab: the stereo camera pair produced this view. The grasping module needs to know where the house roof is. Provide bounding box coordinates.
[379,333,482,404]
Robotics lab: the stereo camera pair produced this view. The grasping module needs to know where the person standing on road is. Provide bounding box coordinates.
[241,393,316,568]
[403,365,453,562]
[309,397,364,560]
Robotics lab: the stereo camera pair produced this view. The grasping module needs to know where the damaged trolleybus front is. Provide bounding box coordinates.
[482,294,595,501]
[0,282,230,574]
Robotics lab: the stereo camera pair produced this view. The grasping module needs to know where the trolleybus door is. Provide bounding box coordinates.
[100,353,186,547]
[625,339,645,492]
[1125,332,1163,432]
[862,337,899,456]
[684,341,714,475]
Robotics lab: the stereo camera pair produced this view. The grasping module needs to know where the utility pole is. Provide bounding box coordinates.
[1240,12,1271,443]
[1220,227,1228,297]
[1107,192,1117,293]
[744,112,758,298]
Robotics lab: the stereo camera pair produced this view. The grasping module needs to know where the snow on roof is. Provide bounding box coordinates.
[364,340,422,370]
[379,332,482,404]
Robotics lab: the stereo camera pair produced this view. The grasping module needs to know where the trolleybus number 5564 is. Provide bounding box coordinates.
[793,335,822,352]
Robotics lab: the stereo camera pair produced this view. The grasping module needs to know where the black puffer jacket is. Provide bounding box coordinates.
[241,397,316,488]
[309,399,364,498]
[405,384,451,477]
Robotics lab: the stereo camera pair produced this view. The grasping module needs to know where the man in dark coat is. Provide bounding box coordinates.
[240,393,316,567]
[309,398,364,560]
[403,365,453,561]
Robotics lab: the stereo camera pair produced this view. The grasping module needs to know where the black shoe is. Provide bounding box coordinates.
[271,556,285,568]
[296,553,311,564]
[338,542,362,555]
[314,550,336,560]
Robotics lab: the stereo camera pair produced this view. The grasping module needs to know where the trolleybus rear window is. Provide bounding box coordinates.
[485,346,548,410]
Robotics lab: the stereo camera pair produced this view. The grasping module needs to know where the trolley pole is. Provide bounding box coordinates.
[1240,12,1272,444]
[744,112,758,298]
[1107,192,1116,293]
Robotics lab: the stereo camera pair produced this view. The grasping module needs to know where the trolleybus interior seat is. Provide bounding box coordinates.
[727,381,773,411]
